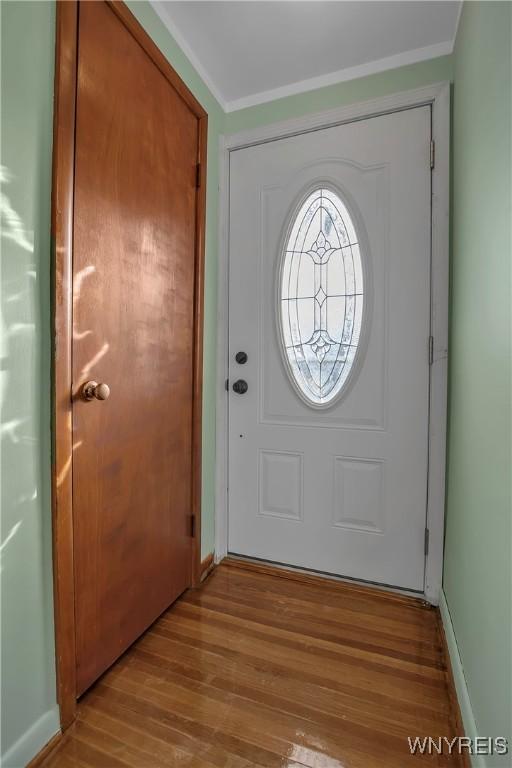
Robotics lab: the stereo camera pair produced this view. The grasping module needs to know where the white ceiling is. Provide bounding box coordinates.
[152,1,461,112]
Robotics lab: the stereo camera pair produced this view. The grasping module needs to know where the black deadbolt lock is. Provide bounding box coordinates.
[235,351,248,364]
[232,379,248,395]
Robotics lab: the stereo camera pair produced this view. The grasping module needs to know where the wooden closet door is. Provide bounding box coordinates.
[72,0,199,695]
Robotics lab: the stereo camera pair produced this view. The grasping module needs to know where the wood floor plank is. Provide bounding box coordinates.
[114,653,453,763]
[127,641,453,736]
[202,567,435,628]
[133,628,453,733]
[44,561,465,767]
[165,601,445,674]
[178,592,443,664]
[193,573,439,644]
[78,704,234,768]
[147,618,447,705]
[81,691,255,768]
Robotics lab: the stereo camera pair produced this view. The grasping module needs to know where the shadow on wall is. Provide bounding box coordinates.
[0,139,57,755]
[1,165,32,567]
[0,48,116,762]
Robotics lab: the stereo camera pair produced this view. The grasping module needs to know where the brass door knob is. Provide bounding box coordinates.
[82,380,110,401]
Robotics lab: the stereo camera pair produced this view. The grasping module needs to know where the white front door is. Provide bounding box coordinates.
[228,107,431,591]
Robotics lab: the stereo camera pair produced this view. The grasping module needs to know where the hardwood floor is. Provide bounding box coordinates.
[44,559,465,767]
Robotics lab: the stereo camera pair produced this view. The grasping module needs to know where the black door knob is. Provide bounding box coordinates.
[232,379,248,395]
[235,351,248,364]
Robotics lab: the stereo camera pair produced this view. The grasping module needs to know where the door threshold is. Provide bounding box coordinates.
[224,553,429,606]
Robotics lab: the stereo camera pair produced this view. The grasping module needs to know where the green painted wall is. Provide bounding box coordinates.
[1,2,59,764]
[444,1,511,762]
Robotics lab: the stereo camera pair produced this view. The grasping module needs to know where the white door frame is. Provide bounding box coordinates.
[215,82,450,605]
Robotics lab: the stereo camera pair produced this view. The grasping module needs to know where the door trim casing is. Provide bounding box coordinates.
[51,0,207,728]
[216,82,450,605]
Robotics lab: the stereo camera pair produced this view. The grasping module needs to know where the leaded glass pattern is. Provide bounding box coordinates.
[280,187,364,406]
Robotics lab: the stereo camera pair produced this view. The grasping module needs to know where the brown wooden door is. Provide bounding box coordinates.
[72,1,203,695]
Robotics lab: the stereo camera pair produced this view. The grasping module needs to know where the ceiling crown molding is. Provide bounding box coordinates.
[452,0,464,49]
[150,1,458,116]
[224,40,453,112]
[150,1,228,110]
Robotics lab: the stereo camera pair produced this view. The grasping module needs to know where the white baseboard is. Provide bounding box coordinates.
[439,590,486,768]
[1,706,60,768]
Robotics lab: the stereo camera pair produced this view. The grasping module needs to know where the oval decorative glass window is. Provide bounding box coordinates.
[279,187,364,406]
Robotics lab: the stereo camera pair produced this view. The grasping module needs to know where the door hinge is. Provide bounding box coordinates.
[430,140,435,169]
[195,162,202,188]
[225,378,229,391]
[424,528,430,556]
[190,514,196,538]
[428,335,434,365]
